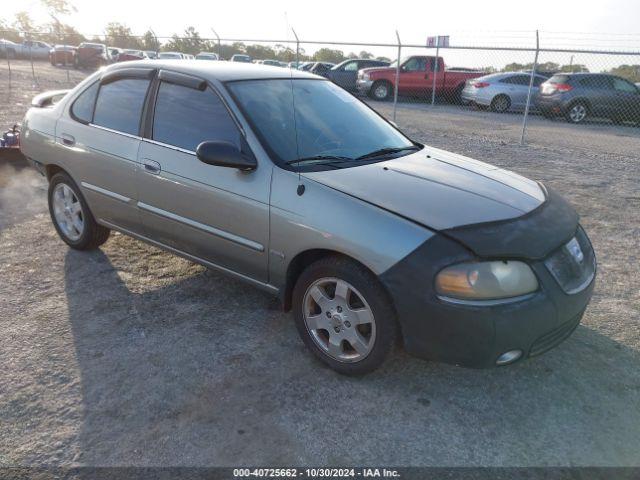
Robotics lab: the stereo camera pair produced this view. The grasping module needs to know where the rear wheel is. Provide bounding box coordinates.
[48,172,110,250]
[292,256,397,375]
[370,80,392,101]
[490,94,511,113]
[565,101,589,124]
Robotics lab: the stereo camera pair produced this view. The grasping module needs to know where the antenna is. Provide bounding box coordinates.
[290,27,304,196]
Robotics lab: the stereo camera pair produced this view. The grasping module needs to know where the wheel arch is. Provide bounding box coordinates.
[566,97,592,113]
[45,163,67,182]
[281,248,395,314]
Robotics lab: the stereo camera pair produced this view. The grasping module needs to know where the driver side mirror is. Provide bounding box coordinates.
[196,141,257,171]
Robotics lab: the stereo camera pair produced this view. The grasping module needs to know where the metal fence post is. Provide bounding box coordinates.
[149,28,159,58]
[292,28,299,68]
[63,33,70,84]
[27,32,37,84]
[393,30,401,122]
[211,29,221,59]
[6,40,12,91]
[520,30,540,145]
[431,38,439,106]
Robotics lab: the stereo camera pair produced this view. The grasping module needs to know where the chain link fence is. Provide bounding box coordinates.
[2,29,639,144]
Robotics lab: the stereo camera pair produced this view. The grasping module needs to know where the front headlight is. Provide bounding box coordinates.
[362,73,370,81]
[435,261,538,301]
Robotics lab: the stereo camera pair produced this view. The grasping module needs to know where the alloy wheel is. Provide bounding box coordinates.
[303,277,376,363]
[52,183,84,241]
[569,104,587,123]
[374,84,388,100]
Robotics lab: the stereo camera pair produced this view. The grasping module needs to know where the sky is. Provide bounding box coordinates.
[4,0,640,69]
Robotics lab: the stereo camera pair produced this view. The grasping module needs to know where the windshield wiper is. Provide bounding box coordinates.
[355,145,420,161]
[285,155,354,165]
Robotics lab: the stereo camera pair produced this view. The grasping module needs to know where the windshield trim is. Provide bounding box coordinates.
[223,77,418,171]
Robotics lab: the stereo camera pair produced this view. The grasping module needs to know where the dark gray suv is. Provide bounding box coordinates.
[537,73,640,124]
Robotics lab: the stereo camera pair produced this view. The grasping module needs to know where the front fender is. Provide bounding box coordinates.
[268,168,433,290]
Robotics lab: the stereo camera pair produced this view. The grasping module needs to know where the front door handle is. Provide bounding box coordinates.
[143,159,161,174]
[60,133,75,146]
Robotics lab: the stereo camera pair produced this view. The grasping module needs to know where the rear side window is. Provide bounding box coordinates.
[93,78,150,135]
[502,75,530,85]
[548,75,570,84]
[578,76,612,89]
[612,77,637,93]
[152,82,240,151]
[70,81,99,123]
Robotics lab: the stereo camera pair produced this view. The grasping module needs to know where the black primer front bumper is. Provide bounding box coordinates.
[379,188,595,368]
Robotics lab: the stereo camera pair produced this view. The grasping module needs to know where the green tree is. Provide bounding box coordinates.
[312,48,344,63]
[274,43,296,62]
[105,22,141,49]
[141,30,159,51]
[358,50,373,59]
[246,44,277,60]
[606,64,640,82]
[559,63,589,73]
[40,0,76,37]
[13,12,35,34]
[376,56,391,62]
[163,26,212,54]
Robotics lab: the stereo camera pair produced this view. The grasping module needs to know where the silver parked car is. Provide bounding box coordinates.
[462,72,548,112]
[21,60,596,375]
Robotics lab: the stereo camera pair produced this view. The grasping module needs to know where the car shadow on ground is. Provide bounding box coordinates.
[63,241,640,466]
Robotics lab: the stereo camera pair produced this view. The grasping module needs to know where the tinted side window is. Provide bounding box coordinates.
[403,57,427,72]
[93,78,150,135]
[533,76,546,87]
[502,75,529,85]
[579,76,612,89]
[344,61,358,72]
[152,82,240,152]
[613,77,637,93]
[70,81,99,123]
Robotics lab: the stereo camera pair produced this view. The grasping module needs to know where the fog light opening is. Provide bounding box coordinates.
[496,350,523,366]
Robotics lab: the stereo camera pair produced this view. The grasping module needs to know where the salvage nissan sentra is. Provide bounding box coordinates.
[20,61,596,375]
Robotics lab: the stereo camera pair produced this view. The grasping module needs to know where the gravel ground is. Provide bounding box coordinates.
[1,61,639,467]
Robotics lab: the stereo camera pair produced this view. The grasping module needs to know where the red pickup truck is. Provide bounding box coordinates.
[356,55,484,102]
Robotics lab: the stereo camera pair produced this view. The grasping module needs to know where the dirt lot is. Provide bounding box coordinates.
[1,61,639,467]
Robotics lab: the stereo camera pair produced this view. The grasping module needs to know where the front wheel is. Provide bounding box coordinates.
[369,80,392,101]
[48,172,110,250]
[292,256,398,375]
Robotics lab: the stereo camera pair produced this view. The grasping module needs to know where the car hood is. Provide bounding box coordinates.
[360,66,395,76]
[303,146,546,231]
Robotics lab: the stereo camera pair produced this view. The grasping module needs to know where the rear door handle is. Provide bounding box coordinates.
[143,159,161,174]
[60,133,75,146]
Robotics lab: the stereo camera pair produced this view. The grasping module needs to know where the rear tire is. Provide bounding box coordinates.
[490,94,511,113]
[369,80,392,101]
[48,172,110,250]
[565,101,589,124]
[292,256,397,375]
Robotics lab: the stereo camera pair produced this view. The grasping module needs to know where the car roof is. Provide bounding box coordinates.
[103,59,320,82]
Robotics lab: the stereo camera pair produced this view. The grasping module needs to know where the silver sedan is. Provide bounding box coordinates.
[462,72,548,113]
[21,61,595,375]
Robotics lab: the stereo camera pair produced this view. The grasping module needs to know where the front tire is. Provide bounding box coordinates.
[565,101,589,124]
[48,172,110,250]
[369,80,392,101]
[292,256,397,375]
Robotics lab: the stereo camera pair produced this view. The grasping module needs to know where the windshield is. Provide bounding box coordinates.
[227,79,416,168]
